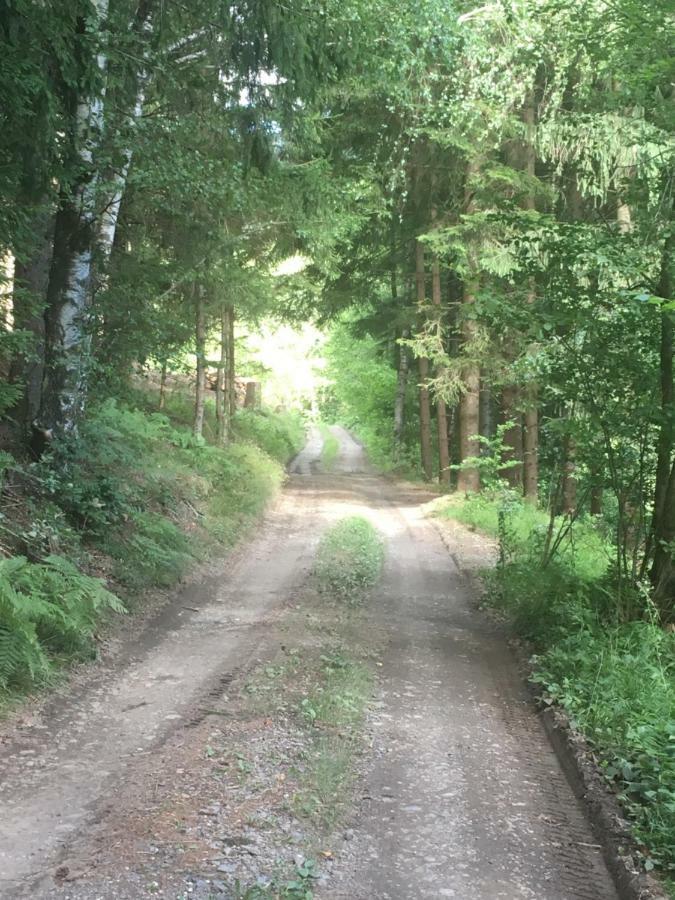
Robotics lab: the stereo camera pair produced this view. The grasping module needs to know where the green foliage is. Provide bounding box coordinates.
[234,408,305,464]
[321,322,419,475]
[441,492,610,582]
[452,421,523,490]
[0,555,123,692]
[0,398,297,697]
[534,624,675,875]
[447,492,675,879]
[314,516,384,602]
[236,859,319,899]
[23,399,298,593]
[318,424,339,472]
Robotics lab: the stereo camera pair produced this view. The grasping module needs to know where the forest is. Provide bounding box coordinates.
[0,0,674,895]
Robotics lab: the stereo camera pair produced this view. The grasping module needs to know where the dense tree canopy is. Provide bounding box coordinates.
[0,0,673,610]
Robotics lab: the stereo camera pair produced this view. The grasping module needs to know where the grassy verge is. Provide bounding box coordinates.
[318,424,339,472]
[232,516,384,897]
[0,397,305,702]
[437,491,675,887]
[314,516,384,602]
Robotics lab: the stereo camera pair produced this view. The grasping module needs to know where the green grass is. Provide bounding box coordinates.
[234,408,306,465]
[0,398,303,700]
[234,513,383,897]
[440,491,675,886]
[313,516,384,602]
[439,490,611,580]
[318,424,339,472]
[295,647,373,828]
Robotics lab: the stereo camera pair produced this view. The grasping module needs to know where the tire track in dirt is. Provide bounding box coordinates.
[318,438,618,900]
[0,477,326,896]
[0,427,620,899]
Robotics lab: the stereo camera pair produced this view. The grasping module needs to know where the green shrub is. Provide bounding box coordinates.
[233,408,305,464]
[0,555,124,691]
[314,517,384,602]
[0,397,296,698]
[444,492,675,879]
[320,322,420,477]
[533,623,675,874]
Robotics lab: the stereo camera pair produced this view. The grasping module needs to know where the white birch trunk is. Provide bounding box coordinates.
[37,0,109,437]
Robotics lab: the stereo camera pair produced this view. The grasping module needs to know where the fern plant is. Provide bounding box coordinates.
[0,555,124,690]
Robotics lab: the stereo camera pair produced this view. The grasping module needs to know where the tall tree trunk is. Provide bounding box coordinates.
[215,305,228,444]
[226,304,236,421]
[431,248,450,484]
[158,360,168,411]
[193,286,206,438]
[522,97,539,502]
[650,229,674,611]
[500,385,523,487]
[479,380,495,442]
[37,0,110,439]
[652,458,675,618]
[523,389,539,503]
[393,328,409,460]
[390,255,408,462]
[457,161,480,493]
[97,2,152,265]
[415,241,433,480]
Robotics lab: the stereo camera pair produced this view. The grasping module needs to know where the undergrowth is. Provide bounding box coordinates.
[234,514,382,898]
[0,555,123,690]
[313,516,384,602]
[439,491,675,886]
[0,396,304,701]
[318,424,339,472]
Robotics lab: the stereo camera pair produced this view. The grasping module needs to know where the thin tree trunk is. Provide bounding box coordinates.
[591,482,603,516]
[97,2,152,265]
[431,247,450,484]
[98,79,147,264]
[226,304,236,421]
[215,306,228,444]
[390,254,408,461]
[158,360,168,410]
[652,458,675,618]
[523,388,539,503]
[37,0,110,439]
[193,287,206,438]
[393,328,409,459]
[650,229,674,610]
[522,97,539,502]
[457,160,481,493]
[416,241,433,480]
[500,385,523,488]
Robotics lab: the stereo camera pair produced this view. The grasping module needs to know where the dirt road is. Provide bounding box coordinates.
[0,427,618,899]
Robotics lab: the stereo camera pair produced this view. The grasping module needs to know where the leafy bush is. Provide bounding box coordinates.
[442,492,675,880]
[0,397,296,697]
[321,322,420,477]
[533,623,675,874]
[441,491,610,580]
[0,555,124,691]
[314,517,384,602]
[234,408,305,464]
